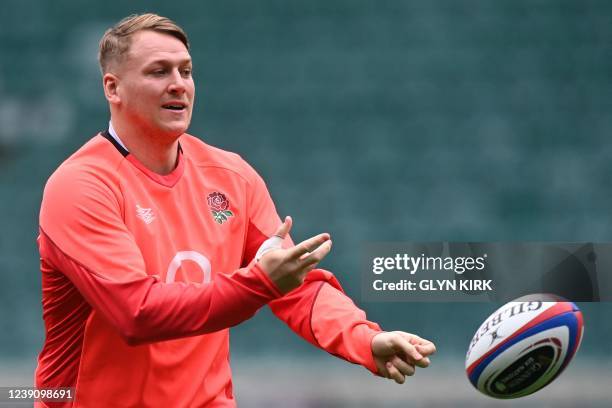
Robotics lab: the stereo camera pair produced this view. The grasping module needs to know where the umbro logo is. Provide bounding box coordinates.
[136,204,155,224]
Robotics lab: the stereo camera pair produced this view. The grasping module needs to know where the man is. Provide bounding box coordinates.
[35,13,435,407]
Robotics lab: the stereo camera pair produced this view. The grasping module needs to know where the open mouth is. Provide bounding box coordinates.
[162,103,187,111]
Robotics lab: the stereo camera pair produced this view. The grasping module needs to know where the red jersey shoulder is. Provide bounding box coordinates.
[60,134,124,170]
[180,133,261,185]
[41,134,124,225]
[47,134,125,187]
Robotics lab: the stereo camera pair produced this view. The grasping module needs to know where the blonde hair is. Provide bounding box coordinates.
[98,13,189,74]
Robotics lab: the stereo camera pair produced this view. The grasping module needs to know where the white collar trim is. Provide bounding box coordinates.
[108,120,129,152]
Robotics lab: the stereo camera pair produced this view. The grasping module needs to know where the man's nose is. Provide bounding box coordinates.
[167,70,187,94]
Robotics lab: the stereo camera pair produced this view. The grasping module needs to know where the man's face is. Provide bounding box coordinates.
[111,30,195,139]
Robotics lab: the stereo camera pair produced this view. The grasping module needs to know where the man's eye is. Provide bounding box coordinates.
[152,69,166,76]
[182,69,192,77]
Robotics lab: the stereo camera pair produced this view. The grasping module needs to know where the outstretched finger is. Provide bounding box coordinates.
[299,240,332,268]
[273,216,292,239]
[289,233,330,259]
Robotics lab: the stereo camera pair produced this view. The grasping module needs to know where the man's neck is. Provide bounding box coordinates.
[110,118,180,175]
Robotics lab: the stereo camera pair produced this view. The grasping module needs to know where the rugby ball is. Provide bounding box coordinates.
[465,294,584,399]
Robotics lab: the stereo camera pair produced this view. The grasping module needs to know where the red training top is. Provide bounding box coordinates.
[35,131,381,407]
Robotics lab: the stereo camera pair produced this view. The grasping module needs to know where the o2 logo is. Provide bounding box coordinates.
[165,251,211,284]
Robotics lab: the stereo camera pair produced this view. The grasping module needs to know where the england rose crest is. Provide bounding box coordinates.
[207,192,233,224]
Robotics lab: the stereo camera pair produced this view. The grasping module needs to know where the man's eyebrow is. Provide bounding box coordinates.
[145,58,192,66]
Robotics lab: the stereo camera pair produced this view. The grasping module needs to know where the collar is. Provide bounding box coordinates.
[108,120,129,152]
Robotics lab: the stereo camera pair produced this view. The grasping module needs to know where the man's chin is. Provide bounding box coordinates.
[158,122,189,139]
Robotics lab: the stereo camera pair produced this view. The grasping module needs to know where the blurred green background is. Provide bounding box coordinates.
[1,0,611,406]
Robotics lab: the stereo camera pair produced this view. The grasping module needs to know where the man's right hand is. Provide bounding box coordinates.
[258,216,332,294]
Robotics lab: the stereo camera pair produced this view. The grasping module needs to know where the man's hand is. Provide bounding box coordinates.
[258,216,332,294]
[372,331,436,384]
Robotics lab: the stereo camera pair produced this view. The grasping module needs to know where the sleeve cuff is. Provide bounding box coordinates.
[362,324,384,375]
[251,263,284,299]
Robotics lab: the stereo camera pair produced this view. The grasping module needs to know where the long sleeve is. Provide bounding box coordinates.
[269,269,382,374]
[241,164,382,374]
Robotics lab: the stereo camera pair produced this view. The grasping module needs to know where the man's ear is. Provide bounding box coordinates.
[103,73,121,105]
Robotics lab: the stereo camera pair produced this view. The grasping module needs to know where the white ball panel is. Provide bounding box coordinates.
[476,325,569,398]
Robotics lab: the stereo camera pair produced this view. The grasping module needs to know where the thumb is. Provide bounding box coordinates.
[274,216,292,238]
[256,216,292,262]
